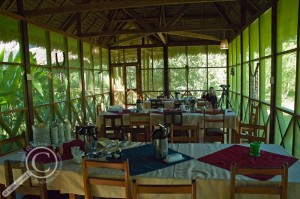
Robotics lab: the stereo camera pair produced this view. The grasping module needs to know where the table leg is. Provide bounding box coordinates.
[69,193,76,199]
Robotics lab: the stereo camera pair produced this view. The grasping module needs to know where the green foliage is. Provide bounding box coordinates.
[0,49,23,109]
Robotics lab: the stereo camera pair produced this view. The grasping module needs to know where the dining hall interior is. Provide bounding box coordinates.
[0,0,300,199]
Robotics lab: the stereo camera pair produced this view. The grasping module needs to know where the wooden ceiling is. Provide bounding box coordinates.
[0,0,274,48]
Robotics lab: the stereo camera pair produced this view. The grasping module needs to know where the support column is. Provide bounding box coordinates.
[269,1,277,143]
[163,46,169,98]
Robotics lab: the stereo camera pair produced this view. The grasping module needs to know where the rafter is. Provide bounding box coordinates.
[164,4,191,27]
[110,33,152,46]
[113,14,219,23]
[46,0,69,25]
[123,8,166,44]
[158,6,165,28]
[212,2,236,34]
[110,5,191,46]
[7,0,16,10]
[60,12,79,31]
[99,10,119,45]
[163,31,221,41]
[77,12,81,35]
[23,0,238,16]
[79,24,238,37]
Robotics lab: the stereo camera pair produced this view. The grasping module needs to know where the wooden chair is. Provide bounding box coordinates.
[237,101,268,143]
[82,158,131,199]
[0,131,26,156]
[203,110,226,143]
[121,127,148,142]
[129,112,151,141]
[197,99,206,109]
[0,132,27,199]
[163,111,183,126]
[150,99,164,109]
[4,160,48,199]
[102,114,124,140]
[249,102,260,125]
[230,162,288,199]
[133,179,196,199]
[237,123,268,143]
[170,123,200,143]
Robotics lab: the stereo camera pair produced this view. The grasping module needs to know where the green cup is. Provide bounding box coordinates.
[250,142,261,156]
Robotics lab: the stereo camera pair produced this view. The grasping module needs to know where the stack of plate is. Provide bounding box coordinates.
[32,124,51,146]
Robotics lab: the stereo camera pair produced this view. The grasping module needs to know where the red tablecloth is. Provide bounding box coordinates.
[198,145,298,181]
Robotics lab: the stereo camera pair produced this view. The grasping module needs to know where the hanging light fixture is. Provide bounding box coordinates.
[220,31,228,50]
[92,37,99,55]
[92,47,99,55]
[220,39,228,49]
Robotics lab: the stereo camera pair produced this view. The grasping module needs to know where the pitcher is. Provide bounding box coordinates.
[152,124,168,159]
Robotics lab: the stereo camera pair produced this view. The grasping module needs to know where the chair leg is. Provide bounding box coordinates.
[0,183,5,199]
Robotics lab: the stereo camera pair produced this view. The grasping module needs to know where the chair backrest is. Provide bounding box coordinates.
[204,110,225,130]
[102,114,123,140]
[129,112,151,127]
[230,163,288,199]
[238,123,268,143]
[4,160,48,199]
[170,123,200,143]
[121,127,148,142]
[150,99,164,109]
[249,102,260,125]
[129,112,151,141]
[197,99,206,109]
[82,158,131,199]
[164,111,183,126]
[0,131,26,156]
[133,179,196,199]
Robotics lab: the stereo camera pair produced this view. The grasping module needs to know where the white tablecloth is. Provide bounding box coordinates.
[0,144,299,199]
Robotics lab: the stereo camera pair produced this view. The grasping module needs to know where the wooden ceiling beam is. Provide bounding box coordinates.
[212,2,236,34]
[0,0,7,8]
[113,14,220,23]
[158,6,165,28]
[46,0,69,25]
[164,4,191,27]
[7,0,16,10]
[110,5,191,46]
[23,0,238,16]
[99,10,119,46]
[61,12,79,31]
[110,33,152,46]
[123,8,166,44]
[163,31,221,41]
[79,24,238,37]
[77,12,81,35]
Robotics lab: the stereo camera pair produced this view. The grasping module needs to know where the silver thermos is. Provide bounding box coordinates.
[152,124,168,159]
[78,123,97,155]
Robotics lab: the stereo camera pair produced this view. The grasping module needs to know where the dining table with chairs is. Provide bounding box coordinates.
[0,141,300,199]
[96,109,238,143]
